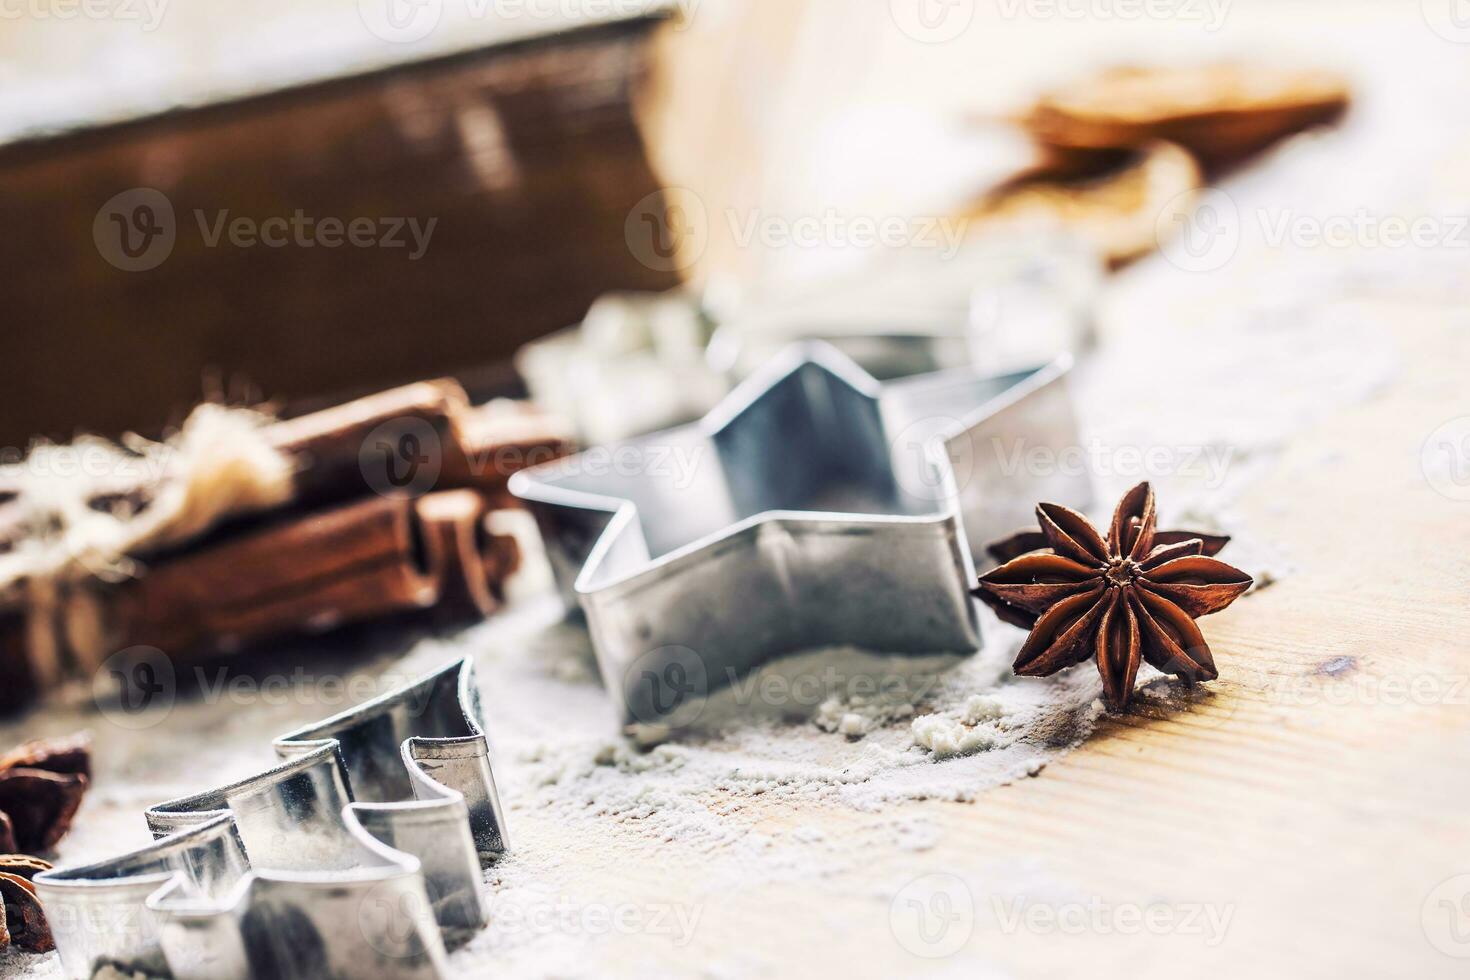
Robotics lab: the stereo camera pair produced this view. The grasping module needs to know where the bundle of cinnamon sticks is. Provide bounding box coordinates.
[0,379,570,712]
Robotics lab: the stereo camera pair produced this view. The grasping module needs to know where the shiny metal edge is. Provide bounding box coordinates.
[510,342,1093,726]
[34,658,501,980]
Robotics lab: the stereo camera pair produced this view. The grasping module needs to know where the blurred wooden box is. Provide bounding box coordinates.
[0,14,678,447]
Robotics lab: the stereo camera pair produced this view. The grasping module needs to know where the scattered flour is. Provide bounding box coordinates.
[909,694,1010,759]
[813,688,915,737]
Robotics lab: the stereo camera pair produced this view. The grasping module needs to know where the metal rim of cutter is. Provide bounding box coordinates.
[510,341,1093,727]
[35,657,505,980]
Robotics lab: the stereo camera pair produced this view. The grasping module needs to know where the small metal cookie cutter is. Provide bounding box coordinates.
[35,658,505,980]
[509,342,1091,727]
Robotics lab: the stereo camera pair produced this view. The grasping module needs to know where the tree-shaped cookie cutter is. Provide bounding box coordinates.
[34,658,504,979]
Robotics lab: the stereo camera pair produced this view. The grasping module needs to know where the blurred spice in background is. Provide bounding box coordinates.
[0,383,568,713]
[970,63,1351,266]
[0,733,92,953]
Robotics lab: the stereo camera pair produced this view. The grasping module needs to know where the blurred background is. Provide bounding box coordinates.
[4,0,1448,448]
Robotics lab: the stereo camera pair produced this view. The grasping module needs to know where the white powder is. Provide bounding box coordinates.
[909,714,1000,759]
[909,693,1011,759]
[813,686,916,737]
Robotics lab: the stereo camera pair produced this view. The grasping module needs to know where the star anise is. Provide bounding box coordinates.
[0,733,90,854]
[0,854,54,952]
[974,483,1252,710]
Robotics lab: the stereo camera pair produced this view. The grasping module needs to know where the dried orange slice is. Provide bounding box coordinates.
[1025,64,1349,168]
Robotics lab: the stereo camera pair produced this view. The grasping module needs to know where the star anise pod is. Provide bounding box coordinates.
[0,854,54,953]
[0,732,91,778]
[0,733,90,854]
[974,483,1252,710]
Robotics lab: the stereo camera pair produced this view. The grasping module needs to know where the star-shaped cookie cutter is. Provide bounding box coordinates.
[509,342,1092,727]
[35,658,504,980]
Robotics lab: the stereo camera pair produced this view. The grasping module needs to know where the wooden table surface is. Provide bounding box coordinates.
[630,2,1470,975]
[5,2,1469,978]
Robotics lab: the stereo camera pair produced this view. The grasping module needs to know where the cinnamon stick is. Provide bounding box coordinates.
[0,382,568,703]
[266,379,473,508]
[265,381,569,504]
[415,491,520,622]
[116,495,443,658]
[480,520,521,602]
[0,611,32,715]
[441,400,572,494]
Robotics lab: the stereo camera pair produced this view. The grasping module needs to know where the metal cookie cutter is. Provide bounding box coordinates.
[509,342,1091,727]
[35,658,505,980]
